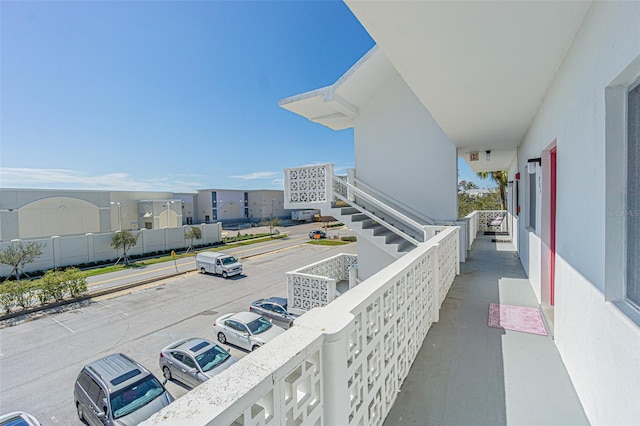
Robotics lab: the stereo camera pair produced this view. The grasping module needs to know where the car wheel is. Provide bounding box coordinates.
[218,332,227,344]
[200,267,206,274]
[163,366,172,381]
[222,271,228,279]
[76,402,86,424]
[252,344,260,351]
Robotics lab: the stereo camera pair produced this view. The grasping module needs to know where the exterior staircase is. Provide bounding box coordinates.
[328,177,440,258]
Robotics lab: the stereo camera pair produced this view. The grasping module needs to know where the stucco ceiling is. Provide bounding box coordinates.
[345,0,591,152]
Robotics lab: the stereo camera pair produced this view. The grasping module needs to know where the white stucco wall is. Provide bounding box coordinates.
[354,74,458,223]
[356,238,397,281]
[517,2,640,423]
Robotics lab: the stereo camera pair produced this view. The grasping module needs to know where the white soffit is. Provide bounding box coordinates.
[346,0,591,150]
[279,46,398,130]
[458,148,516,173]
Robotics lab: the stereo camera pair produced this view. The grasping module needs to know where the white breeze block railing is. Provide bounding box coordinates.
[287,253,358,314]
[283,164,334,210]
[463,211,480,249]
[478,210,508,233]
[143,226,460,426]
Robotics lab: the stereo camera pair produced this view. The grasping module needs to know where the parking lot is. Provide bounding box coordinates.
[0,232,355,424]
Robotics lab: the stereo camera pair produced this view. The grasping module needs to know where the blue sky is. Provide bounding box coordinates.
[1,1,490,192]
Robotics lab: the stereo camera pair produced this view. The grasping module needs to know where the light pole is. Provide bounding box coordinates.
[110,202,122,231]
[166,200,175,227]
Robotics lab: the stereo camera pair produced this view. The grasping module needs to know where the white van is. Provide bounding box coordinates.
[195,252,243,278]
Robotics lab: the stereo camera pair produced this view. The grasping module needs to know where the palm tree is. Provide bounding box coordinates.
[476,170,508,210]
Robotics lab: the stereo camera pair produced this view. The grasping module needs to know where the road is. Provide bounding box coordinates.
[0,231,356,425]
[86,222,353,292]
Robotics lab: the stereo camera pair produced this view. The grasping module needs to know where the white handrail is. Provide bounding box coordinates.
[334,180,427,241]
[353,177,436,225]
[333,177,424,245]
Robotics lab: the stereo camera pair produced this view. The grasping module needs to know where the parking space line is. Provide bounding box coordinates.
[95,301,129,317]
[44,313,75,333]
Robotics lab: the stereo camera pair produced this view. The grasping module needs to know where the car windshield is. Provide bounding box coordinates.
[246,316,272,335]
[110,375,165,419]
[220,256,237,265]
[1,415,31,426]
[195,345,231,372]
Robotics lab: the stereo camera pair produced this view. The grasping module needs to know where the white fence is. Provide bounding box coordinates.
[283,164,333,210]
[287,253,358,314]
[478,210,508,233]
[462,211,480,250]
[0,223,222,277]
[143,226,460,426]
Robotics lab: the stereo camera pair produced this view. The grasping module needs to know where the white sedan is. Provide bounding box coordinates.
[213,312,285,351]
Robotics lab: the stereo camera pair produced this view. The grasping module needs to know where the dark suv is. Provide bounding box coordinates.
[74,353,173,425]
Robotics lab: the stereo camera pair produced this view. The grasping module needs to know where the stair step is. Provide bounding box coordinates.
[341,207,359,215]
[351,213,368,222]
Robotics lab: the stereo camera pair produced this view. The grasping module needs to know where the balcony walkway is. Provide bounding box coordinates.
[384,234,589,425]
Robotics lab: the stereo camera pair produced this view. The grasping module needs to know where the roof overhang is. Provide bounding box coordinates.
[279,46,398,130]
[345,0,591,171]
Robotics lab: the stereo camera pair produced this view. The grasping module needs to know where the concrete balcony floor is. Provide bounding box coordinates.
[384,234,589,426]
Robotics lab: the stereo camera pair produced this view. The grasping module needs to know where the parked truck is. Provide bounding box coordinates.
[195,252,243,278]
[291,209,320,222]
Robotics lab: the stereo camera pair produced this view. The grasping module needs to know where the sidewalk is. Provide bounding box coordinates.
[384,234,589,425]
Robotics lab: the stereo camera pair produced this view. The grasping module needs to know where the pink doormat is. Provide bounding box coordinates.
[488,303,548,336]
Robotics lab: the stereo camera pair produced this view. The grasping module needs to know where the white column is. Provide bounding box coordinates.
[296,306,354,426]
[432,243,440,323]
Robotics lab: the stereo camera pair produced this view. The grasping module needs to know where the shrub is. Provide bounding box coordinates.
[13,280,38,310]
[41,269,68,302]
[64,267,88,298]
[35,280,50,306]
[0,282,16,314]
[341,236,357,242]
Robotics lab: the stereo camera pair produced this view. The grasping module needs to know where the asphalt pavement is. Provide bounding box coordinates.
[0,225,356,425]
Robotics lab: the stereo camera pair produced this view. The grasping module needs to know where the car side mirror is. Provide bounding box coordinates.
[97,406,107,419]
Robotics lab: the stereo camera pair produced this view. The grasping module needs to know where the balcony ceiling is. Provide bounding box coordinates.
[345,0,591,155]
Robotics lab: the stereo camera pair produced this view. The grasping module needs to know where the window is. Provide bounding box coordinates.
[605,64,640,326]
[528,171,537,230]
[78,371,93,391]
[626,78,640,308]
[87,378,103,404]
[182,355,196,369]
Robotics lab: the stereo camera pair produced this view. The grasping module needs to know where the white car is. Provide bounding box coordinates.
[213,312,285,351]
[0,412,41,426]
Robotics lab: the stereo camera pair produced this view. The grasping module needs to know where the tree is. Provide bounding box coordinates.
[184,226,202,253]
[110,231,140,266]
[0,241,44,281]
[261,217,281,235]
[476,170,508,210]
[458,180,479,192]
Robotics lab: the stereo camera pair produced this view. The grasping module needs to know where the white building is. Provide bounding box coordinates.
[0,188,287,242]
[143,2,640,425]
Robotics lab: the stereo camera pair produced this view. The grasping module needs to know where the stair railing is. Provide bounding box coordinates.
[332,176,426,245]
[352,178,436,225]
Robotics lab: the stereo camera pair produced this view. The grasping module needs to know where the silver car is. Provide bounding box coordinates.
[74,353,173,426]
[213,311,285,351]
[159,337,238,389]
[249,297,299,328]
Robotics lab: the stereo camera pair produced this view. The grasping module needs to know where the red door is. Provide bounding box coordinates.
[550,148,557,305]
